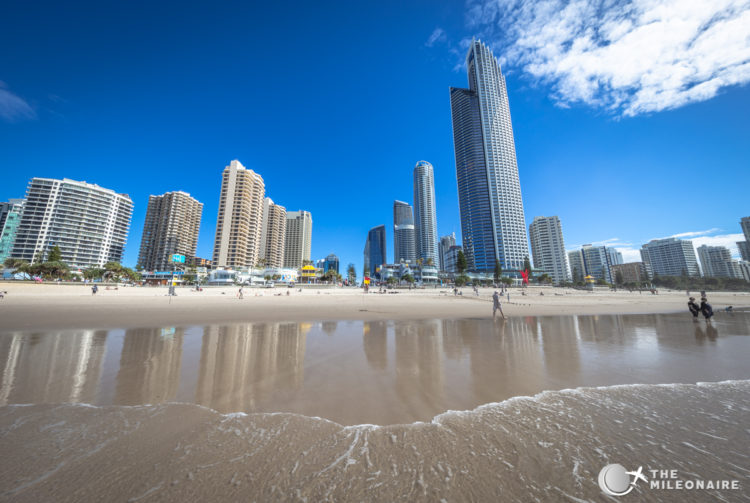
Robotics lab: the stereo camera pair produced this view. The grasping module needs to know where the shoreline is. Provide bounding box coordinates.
[1,283,748,331]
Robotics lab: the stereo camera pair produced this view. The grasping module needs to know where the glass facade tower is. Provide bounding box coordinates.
[393,200,416,264]
[364,225,386,278]
[450,39,529,272]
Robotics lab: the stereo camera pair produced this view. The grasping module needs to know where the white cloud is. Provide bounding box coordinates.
[668,228,722,239]
[0,81,36,122]
[465,0,750,116]
[426,27,448,47]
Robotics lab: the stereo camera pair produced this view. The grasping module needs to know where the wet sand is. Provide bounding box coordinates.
[2,381,748,502]
[1,282,748,331]
[1,313,750,501]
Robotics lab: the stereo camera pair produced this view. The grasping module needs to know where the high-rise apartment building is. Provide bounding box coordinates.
[697,245,743,279]
[364,225,386,277]
[393,200,416,264]
[640,238,700,277]
[283,210,312,269]
[528,216,570,284]
[259,197,287,268]
[443,245,463,273]
[450,39,529,273]
[737,216,750,261]
[323,253,339,274]
[439,233,456,272]
[213,160,265,269]
[10,178,133,268]
[568,250,585,282]
[137,191,202,271]
[413,161,439,266]
[0,199,23,264]
[607,248,624,266]
[581,245,613,283]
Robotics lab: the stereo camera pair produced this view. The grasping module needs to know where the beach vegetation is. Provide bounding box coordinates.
[454,274,470,286]
[457,251,467,273]
[494,260,502,282]
[651,274,750,292]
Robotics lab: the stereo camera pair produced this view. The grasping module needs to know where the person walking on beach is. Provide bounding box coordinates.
[237,287,244,300]
[91,284,98,295]
[493,291,505,320]
[700,297,714,321]
[687,297,701,321]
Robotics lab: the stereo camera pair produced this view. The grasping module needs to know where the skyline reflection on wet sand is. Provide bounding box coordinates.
[0,312,748,425]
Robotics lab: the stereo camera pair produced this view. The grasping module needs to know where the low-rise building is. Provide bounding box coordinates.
[610,262,650,284]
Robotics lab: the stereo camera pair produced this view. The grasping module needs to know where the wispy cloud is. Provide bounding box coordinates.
[465,0,750,116]
[668,228,722,239]
[0,81,36,122]
[425,27,448,47]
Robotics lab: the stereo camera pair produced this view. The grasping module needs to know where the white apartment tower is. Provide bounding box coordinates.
[212,160,265,268]
[11,178,133,268]
[528,216,570,284]
[413,161,439,265]
[284,210,312,269]
[259,197,287,268]
[137,191,202,271]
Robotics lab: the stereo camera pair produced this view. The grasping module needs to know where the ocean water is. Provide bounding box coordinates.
[1,313,749,501]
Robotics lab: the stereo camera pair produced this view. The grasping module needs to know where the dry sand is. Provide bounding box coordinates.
[1,282,748,331]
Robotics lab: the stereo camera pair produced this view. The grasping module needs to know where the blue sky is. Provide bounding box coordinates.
[1,0,749,275]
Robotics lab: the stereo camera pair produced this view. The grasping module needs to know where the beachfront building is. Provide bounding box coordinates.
[443,244,463,273]
[528,216,570,284]
[0,199,23,264]
[364,225,386,278]
[283,210,312,269]
[188,256,212,268]
[137,191,203,272]
[413,161,439,266]
[393,200,416,265]
[449,39,529,273]
[607,248,623,266]
[737,216,750,261]
[581,245,614,283]
[610,262,650,284]
[10,178,133,268]
[323,253,339,274]
[259,198,287,268]
[568,250,585,283]
[738,261,750,282]
[697,245,744,279]
[439,233,456,271]
[640,237,700,277]
[213,160,265,269]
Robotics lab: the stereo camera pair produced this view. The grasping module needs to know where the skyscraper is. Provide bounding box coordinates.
[697,245,743,279]
[737,216,750,261]
[439,233,456,272]
[393,200,416,264]
[0,199,23,265]
[259,197,287,268]
[137,191,203,271]
[581,245,613,283]
[11,178,133,268]
[567,250,585,283]
[640,238,700,277]
[528,216,570,284]
[413,161,438,266]
[283,210,312,269]
[364,225,386,277]
[213,160,265,269]
[450,39,529,273]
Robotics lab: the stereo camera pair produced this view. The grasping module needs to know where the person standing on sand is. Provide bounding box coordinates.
[687,297,701,321]
[238,287,244,300]
[700,297,714,321]
[91,284,97,295]
[493,291,505,320]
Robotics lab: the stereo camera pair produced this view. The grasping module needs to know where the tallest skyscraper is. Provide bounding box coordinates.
[449,39,529,273]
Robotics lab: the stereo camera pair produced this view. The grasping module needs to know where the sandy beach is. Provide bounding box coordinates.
[1,282,748,331]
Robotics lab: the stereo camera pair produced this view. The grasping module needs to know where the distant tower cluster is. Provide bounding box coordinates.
[138,191,202,271]
[528,216,570,284]
[11,178,133,268]
[259,198,287,268]
[284,210,313,269]
[450,39,529,273]
[213,160,265,269]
